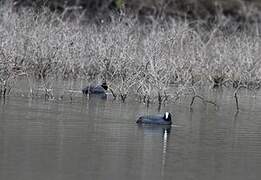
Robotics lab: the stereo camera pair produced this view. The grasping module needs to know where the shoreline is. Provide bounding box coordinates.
[1,78,260,112]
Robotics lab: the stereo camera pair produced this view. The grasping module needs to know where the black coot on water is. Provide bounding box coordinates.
[82,82,108,95]
[136,112,172,125]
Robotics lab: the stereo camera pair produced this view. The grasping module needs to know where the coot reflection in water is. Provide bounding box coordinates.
[137,124,172,177]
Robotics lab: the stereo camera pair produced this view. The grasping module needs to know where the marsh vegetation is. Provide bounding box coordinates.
[0,2,261,110]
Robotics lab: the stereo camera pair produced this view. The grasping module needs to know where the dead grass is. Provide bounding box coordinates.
[0,3,261,109]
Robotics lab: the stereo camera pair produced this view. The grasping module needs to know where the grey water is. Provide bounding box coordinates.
[0,91,261,180]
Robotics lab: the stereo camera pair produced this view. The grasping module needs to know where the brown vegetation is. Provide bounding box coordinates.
[0,2,261,110]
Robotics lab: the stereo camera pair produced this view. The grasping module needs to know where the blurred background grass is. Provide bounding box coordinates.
[8,0,261,19]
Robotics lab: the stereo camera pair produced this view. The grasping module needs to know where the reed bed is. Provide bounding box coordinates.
[0,3,261,109]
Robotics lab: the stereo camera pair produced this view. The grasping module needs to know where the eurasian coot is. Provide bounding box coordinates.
[82,82,108,95]
[136,112,172,125]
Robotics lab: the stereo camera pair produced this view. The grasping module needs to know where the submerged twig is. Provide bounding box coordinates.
[190,87,217,108]
[190,95,217,107]
[233,85,247,111]
[108,87,117,100]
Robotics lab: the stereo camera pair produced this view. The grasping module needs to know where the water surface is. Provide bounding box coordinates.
[0,92,261,180]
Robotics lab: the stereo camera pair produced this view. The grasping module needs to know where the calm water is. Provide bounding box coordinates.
[0,91,261,180]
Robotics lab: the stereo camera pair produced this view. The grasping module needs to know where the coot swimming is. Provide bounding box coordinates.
[82,82,108,95]
[136,112,172,125]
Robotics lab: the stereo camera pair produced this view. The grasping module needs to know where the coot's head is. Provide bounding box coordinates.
[163,112,172,122]
[136,117,142,124]
[101,82,108,90]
